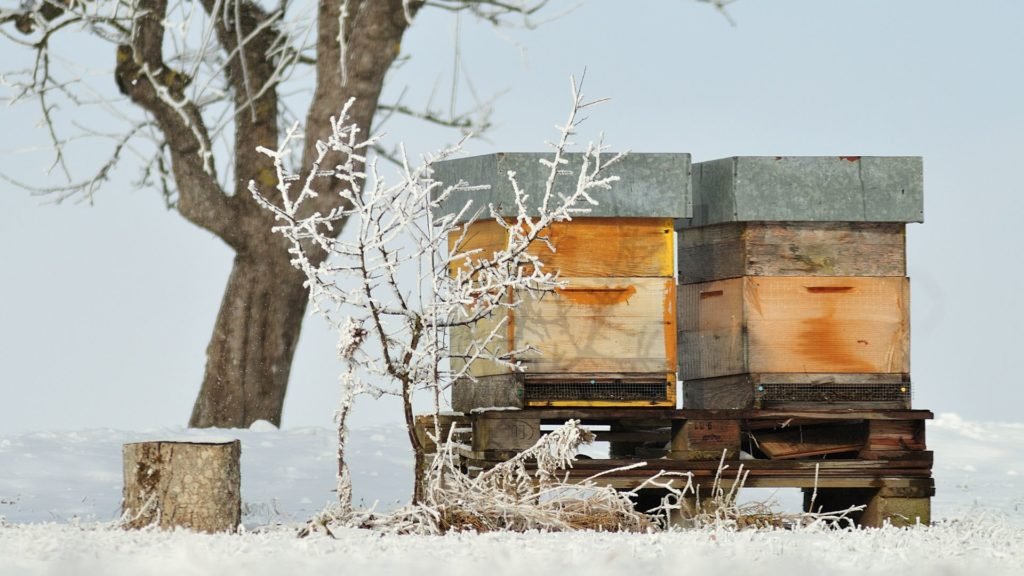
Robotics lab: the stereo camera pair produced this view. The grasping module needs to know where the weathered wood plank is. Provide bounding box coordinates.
[449,218,674,278]
[669,419,741,460]
[567,458,933,473]
[754,423,865,459]
[451,374,524,413]
[747,277,910,374]
[861,495,931,527]
[860,450,934,462]
[413,413,471,453]
[516,277,675,374]
[682,374,755,409]
[683,373,911,410]
[546,475,932,491]
[471,416,540,452]
[677,223,746,284]
[678,280,746,378]
[863,419,927,452]
[679,277,910,379]
[449,295,513,378]
[679,222,906,284]
[473,407,933,421]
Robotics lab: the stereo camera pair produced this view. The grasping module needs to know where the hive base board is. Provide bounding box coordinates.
[452,372,676,412]
[683,373,911,410]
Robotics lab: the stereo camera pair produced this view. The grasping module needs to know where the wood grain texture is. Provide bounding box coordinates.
[449,298,512,378]
[755,423,865,459]
[449,218,674,278]
[413,414,470,453]
[678,279,746,379]
[679,276,909,379]
[864,420,927,452]
[451,374,524,412]
[861,495,931,527]
[516,277,676,374]
[472,407,933,422]
[472,417,540,452]
[122,441,241,533]
[682,374,756,409]
[679,222,906,284]
[746,276,910,374]
[671,419,741,452]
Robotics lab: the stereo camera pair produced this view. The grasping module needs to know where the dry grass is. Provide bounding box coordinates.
[312,422,862,535]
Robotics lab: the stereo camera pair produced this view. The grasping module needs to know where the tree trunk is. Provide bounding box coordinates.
[189,250,309,428]
[122,440,241,533]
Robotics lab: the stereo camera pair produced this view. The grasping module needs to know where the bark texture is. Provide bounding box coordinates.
[189,253,309,428]
[108,0,414,428]
[122,440,241,533]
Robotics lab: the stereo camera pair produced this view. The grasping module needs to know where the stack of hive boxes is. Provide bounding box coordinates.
[432,152,692,410]
[678,156,923,409]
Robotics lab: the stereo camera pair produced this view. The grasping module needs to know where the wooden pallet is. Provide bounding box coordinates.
[447,407,933,527]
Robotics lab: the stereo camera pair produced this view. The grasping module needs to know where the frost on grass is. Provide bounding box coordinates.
[3,514,1024,576]
[356,420,651,534]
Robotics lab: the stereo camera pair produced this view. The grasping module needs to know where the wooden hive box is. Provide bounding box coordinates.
[679,276,910,380]
[677,156,922,409]
[432,153,692,409]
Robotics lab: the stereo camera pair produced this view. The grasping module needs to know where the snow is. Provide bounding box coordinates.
[1,518,1022,576]
[1,413,1022,575]
[0,424,413,525]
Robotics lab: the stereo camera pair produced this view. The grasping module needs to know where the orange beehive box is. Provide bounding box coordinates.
[449,217,677,407]
[678,276,910,380]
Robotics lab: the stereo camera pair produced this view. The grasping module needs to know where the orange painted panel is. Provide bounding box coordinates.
[448,218,673,278]
[746,276,909,374]
[679,276,909,379]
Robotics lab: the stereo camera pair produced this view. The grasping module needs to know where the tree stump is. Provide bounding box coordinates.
[122,440,241,533]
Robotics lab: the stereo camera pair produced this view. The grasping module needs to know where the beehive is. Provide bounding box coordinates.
[431,153,691,409]
[678,156,923,409]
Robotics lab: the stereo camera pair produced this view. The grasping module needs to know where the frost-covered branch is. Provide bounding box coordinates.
[251,77,625,510]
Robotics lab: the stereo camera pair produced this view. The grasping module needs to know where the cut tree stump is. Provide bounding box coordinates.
[122,440,241,533]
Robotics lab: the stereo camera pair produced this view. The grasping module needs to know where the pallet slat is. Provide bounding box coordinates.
[470,408,934,421]
[753,423,865,459]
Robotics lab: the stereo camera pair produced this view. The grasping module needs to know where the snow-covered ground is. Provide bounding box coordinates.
[1,413,1022,575]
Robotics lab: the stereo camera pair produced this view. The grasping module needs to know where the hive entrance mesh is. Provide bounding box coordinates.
[524,379,667,402]
[757,382,911,404]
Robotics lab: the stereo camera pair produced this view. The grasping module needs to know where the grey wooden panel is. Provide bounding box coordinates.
[679,222,907,283]
[452,374,525,413]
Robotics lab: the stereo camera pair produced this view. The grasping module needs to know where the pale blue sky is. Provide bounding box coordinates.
[2,1,1022,432]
